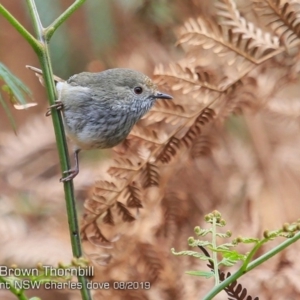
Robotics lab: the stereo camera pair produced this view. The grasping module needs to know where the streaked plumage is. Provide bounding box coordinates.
[27,66,172,181]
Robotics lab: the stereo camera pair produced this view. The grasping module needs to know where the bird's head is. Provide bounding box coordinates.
[98,68,172,112]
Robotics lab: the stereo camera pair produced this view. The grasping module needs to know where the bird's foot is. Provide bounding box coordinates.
[45,100,64,117]
[60,168,79,182]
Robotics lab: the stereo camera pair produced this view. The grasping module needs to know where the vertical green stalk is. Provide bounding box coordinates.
[211,217,220,286]
[1,1,91,299]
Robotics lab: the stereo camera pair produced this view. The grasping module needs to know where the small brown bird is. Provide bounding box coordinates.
[27,66,172,181]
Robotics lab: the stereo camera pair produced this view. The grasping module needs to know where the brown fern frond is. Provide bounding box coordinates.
[155,137,181,164]
[91,180,125,206]
[107,167,134,180]
[84,221,110,244]
[124,183,143,209]
[154,62,224,93]
[156,193,189,240]
[216,0,280,53]
[144,99,189,124]
[220,272,259,300]
[191,135,217,158]
[152,99,185,114]
[129,124,167,144]
[142,110,186,126]
[143,99,190,125]
[217,77,258,120]
[253,0,300,47]
[141,163,160,188]
[103,208,114,225]
[94,180,120,192]
[177,16,278,67]
[83,198,109,215]
[108,157,142,179]
[181,108,216,148]
[80,6,300,300]
[116,201,136,222]
[136,243,164,283]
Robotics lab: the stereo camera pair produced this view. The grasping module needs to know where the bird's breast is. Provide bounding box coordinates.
[62,104,136,150]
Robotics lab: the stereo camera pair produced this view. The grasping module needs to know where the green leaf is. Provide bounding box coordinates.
[215,243,235,251]
[222,250,246,261]
[188,239,211,247]
[0,62,32,105]
[218,258,238,267]
[216,232,231,238]
[194,227,212,236]
[0,92,16,133]
[239,237,260,244]
[185,270,214,278]
[171,248,211,260]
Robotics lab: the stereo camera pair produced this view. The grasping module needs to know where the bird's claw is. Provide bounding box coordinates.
[45,100,64,117]
[60,168,79,182]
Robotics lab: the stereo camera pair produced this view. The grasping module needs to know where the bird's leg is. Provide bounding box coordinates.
[45,100,64,117]
[60,149,81,182]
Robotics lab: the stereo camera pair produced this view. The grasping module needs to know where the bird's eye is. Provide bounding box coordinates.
[134,86,143,94]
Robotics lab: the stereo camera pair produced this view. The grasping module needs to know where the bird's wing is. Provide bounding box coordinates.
[26,65,65,87]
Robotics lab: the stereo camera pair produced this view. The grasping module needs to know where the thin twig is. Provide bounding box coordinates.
[0,4,42,54]
[45,0,87,41]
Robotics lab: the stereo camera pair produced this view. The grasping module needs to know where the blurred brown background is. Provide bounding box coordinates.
[1,1,300,300]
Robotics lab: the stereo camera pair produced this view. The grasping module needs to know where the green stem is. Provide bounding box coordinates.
[25,1,92,299]
[26,0,44,39]
[211,217,220,286]
[203,231,300,300]
[0,4,42,54]
[240,239,265,271]
[45,0,87,41]
[0,277,28,300]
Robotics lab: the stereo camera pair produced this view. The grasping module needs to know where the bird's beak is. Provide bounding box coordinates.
[154,91,173,100]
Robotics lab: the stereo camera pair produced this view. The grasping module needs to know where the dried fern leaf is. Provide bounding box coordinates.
[154,62,223,93]
[220,272,259,300]
[217,77,258,120]
[153,99,185,113]
[90,179,127,210]
[142,110,186,125]
[253,0,300,47]
[177,18,256,65]
[178,13,279,65]
[156,193,189,239]
[108,157,142,179]
[155,137,181,164]
[83,198,110,215]
[85,222,110,244]
[136,243,164,283]
[107,167,135,179]
[103,208,114,225]
[141,163,160,188]
[216,0,279,51]
[191,135,217,158]
[143,100,189,124]
[124,184,143,209]
[129,125,167,144]
[94,180,123,192]
[116,201,135,222]
[181,108,216,147]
